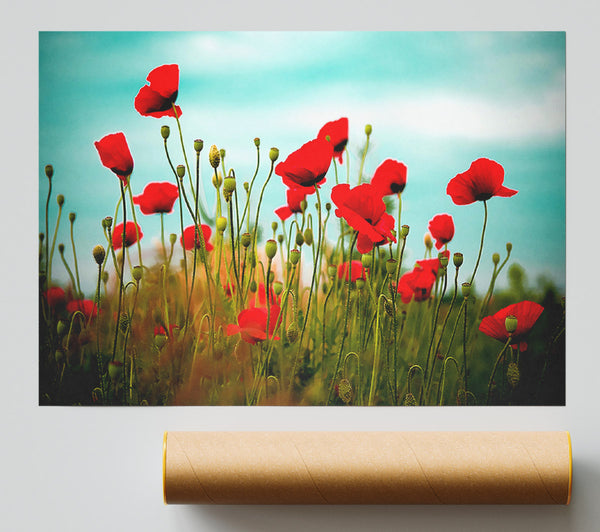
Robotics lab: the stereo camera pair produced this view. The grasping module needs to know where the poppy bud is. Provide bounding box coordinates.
[325,202,332,212]
[268,271,275,284]
[154,334,168,349]
[507,362,520,389]
[243,181,250,192]
[101,271,109,284]
[58,243,65,254]
[505,315,518,334]
[453,252,463,268]
[223,177,236,194]
[103,216,113,229]
[132,265,143,282]
[492,253,500,265]
[438,253,449,268]
[289,249,301,265]
[401,225,410,238]
[384,298,394,317]
[277,234,284,244]
[212,173,222,188]
[461,282,471,298]
[265,239,277,260]
[108,360,123,381]
[385,259,397,276]
[327,265,336,278]
[403,392,417,406]
[356,278,365,290]
[361,253,372,269]
[241,232,251,248]
[119,313,130,334]
[286,321,299,344]
[338,378,353,404]
[506,242,513,253]
[161,125,170,139]
[194,139,203,153]
[295,232,304,247]
[55,350,63,364]
[219,148,226,160]
[216,216,227,233]
[209,145,220,168]
[304,228,313,246]
[45,164,54,179]
[176,165,185,178]
[271,221,278,233]
[69,212,76,223]
[169,233,177,245]
[57,320,67,337]
[39,232,45,243]
[273,281,283,295]
[269,147,279,162]
[365,124,372,136]
[250,280,257,293]
[57,194,65,206]
[254,137,260,147]
[424,232,432,249]
[93,245,106,265]
[300,199,308,213]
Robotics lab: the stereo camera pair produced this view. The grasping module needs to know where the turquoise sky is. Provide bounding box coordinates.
[39,31,565,294]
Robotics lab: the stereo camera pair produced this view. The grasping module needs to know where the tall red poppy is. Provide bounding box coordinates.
[66,299,98,320]
[112,221,143,250]
[317,117,349,164]
[397,267,437,304]
[274,187,311,221]
[44,287,66,307]
[226,305,281,345]
[428,214,455,250]
[275,138,333,188]
[331,183,396,254]
[479,300,544,352]
[180,224,214,252]
[134,64,182,118]
[370,159,407,196]
[447,158,518,205]
[337,261,366,282]
[133,182,179,215]
[94,132,134,183]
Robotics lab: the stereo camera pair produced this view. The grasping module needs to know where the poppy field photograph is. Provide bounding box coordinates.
[38,31,566,406]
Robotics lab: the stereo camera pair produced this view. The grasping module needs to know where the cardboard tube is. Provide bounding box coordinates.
[163,431,572,505]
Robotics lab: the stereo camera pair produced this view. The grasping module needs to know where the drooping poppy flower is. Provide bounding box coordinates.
[317,117,349,164]
[94,132,134,183]
[397,267,437,304]
[44,287,66,307]
[134,64,182,118]
[331,183,396,254]
[112,221,143,250]
[275,137,333,188]
[133,182,179,215]
[180,224,214,252]
[337,261,366,282]
[428,214,455,250]
[370,159,407,196]
[66,299,98,320]
[446,158,518,205]
[226,304,281,345]
[479,300,544,352]
[274,187,310,221]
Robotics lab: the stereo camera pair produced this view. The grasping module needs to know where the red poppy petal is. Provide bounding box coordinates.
[479,315,508,342]
[275,206,293,221]
[356,232,375,254]
[495,185,518,197]
[446,176,478,205]
[146,64,179,99]
[226,324,241,336]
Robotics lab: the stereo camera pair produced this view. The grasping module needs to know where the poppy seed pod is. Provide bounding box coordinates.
[356,278,365,290]
[169,233,177,245]
[453,252,463,268]
[216,216,227,233]
[57,194,65,206]
[194,139,203,153]
[461,282,471,298]
[269,147,279,162]
[161,125,170,139]
[365,124,372,136]
[176,165,185,178]
[289,249,301,265]
[132,265,143,282]
[265,239,277,260]
[327,265,337,278]
[386,259,397,276]
[438,253,449,268]
[45,164,54,179]
[254,137,260,147]
[492,253,500,265]
[93,244,106,265]
[505,315,518,334]
[361,253,372,269]
[241,232,251,248]
[69,212,76,223]
[223,177,236,194]
[209,145,220,168]
[103,216,113,229]
[401,225,410,238]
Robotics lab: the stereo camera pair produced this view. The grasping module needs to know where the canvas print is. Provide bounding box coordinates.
[39,32,565,406]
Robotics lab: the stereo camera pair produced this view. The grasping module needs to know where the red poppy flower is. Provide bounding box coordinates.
[133,182,179,215]
[370,159,407,196]
[317,117,348,164]
[134,64,182,118]
[447,158,518,205]
[44,287,66,307]
[331,183,396,254]
[66,299,98,320]
[248,282,280,308]
[337,261,366,282]
[416,250,450,277]
[112,221,143,250]
[275,138,333,188]
[180,224,214,252]
[427,213,455,250]
[479,300,544,352]
[397,267,437,304]
[274,187,311,221]
[94,132,134,183]
[226,304,281,345]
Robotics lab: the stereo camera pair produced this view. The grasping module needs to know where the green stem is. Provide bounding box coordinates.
[487,336,512,405]
[126,179,144,270]
[69,218,82,296]
[470,200,488,285]
[48,203,63,290]
[111,180,128,363]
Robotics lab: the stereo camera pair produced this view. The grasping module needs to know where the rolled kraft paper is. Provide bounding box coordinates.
[163,431,572,505]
